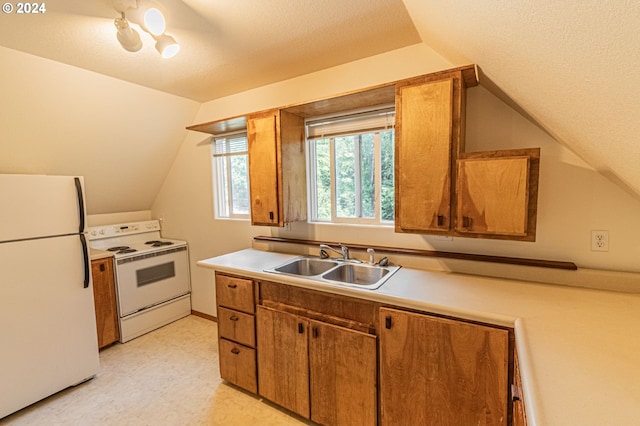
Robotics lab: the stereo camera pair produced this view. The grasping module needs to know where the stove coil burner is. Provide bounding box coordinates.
[145,240,174,247]
[107,246,137,254]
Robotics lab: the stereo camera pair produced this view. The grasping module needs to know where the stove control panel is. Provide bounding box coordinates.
[87,220,161,240]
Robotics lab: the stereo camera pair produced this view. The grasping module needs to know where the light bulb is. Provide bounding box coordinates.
[155,34,180,58]
[144,7,166,36]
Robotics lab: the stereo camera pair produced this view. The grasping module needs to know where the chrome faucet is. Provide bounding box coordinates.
[319,243,350,261]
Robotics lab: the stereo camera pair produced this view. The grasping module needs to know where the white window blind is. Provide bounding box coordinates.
[212,133,248,157]
[306,107,395,140]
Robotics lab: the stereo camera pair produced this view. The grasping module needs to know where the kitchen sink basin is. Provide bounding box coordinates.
[265,255,400,290]
[273,257,338,276]
[321,263,389,286]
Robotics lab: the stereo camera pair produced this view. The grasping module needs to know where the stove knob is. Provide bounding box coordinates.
[90,230,97,236]
[99,229,105,235]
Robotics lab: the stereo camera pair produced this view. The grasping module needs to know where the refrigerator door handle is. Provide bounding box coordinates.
[74,177,85,233]
[80,234,90,288]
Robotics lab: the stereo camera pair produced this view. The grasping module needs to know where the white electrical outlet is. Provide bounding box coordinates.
[591,230,609,252]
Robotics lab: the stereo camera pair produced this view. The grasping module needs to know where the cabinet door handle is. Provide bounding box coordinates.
[511,384,521,401]
[385,316,392,329]
[312,327,318,338]
[462,216,472,228]
[230,315,239,321]
[269,211,274,221]
[298,323,304,334]
[437,214,445,227]
[227,283,237,289]
[231,347,240,355]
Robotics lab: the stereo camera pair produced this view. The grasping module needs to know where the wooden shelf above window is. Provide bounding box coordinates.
[186,115,246,135]
[185,65,478,136]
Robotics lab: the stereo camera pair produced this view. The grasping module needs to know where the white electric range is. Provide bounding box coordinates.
[87,220,191,342]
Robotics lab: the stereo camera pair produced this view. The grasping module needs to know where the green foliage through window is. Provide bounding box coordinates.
[309,122,394,225]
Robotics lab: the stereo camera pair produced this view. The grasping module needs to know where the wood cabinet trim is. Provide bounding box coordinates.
[253,236,578,270]
[262,300,375,334]
[259,279,379,327]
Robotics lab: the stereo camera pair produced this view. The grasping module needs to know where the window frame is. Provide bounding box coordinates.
[306,106,395,226]
[210,132,250,220]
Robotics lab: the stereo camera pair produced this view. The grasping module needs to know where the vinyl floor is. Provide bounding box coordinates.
[0,315,308,425]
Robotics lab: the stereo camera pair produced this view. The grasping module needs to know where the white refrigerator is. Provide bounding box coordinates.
[0,174,100,419]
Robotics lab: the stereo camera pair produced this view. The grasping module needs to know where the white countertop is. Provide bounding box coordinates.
[198,248,640,426]
[89,248,114,261]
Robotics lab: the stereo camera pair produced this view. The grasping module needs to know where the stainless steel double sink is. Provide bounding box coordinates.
[265,256,400,290]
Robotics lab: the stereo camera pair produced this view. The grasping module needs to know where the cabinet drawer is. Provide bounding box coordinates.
[216,274,255,313]
[218,306,256,347]
[219,338,257,393]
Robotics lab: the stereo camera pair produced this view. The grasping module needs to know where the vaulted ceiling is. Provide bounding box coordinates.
[1,0,639,207]
[403,0,640,200]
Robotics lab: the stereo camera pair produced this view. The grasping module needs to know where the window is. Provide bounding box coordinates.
[211,133,250,219]
[307,107,395,225]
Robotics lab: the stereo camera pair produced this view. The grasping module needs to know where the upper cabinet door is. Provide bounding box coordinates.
[247,109,306,227]
[247,110,281,226]
[395,78,454,233]
[455,148,540,241]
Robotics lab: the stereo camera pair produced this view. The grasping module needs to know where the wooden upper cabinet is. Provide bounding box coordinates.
[247,109,306,227]
[395,78,454,233]
[395,67,473,235]
[456,148,540,241]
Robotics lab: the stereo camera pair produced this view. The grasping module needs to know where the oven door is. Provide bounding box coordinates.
[115,246,190,317]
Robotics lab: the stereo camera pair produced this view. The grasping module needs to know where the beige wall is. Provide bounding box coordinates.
[0,46,200,214]
[153,42,640,317]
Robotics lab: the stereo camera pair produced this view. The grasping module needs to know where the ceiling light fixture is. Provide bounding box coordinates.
[114,12,142,52]
[112,1,180,59]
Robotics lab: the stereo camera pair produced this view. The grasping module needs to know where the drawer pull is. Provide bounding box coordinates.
[227,283,237,289]
[231,347,240,355]
[230,315,239,321]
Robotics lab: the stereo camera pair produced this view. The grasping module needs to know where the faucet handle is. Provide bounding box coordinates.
[367,248,375,265]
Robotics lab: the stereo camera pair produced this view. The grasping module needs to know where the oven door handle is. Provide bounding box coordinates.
[80,233,90,288]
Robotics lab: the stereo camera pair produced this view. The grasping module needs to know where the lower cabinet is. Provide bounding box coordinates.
[214,273,515,426]
[91,257,119,348]
[512,349,528,426]
[378,307,510,426]
[215,273,258,393]
[256,305,377,426]
[218,339,257,393]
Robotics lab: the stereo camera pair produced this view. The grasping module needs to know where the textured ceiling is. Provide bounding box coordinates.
[403,0,640,199]
[0,0,420,102]
[2,0,640,204]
